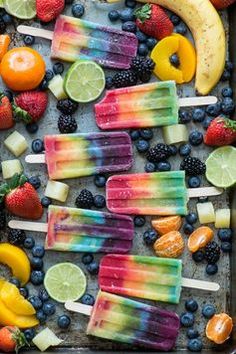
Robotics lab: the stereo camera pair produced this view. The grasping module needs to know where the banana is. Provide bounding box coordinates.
[138,0,226,95]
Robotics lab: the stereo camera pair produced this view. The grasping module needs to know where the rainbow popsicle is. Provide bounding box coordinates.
[86,291,180,351]
[51,15,138,69]
[42,132,133,180]
[106,171,188,216]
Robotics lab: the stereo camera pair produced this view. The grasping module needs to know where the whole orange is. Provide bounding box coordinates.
[0,47,46,91]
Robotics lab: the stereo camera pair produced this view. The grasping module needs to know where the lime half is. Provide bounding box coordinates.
[44,263,86,303]
[4,0,36,19]
[64,60,105,103]
[206,146,236,188]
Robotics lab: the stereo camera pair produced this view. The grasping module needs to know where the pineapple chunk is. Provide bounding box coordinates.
[32,328,63,352]
[48,75,68,100]
[215,209,231,229]
[1,160,23,179]
[162,124,188,145]
[197,202,215,224]
[45,180,69,202]
[4,131,28,157]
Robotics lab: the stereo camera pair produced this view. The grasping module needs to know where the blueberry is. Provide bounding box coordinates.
[36,310,47,324]
[53,62,64,75]
[156,161,171,171]
[19,287,29,298]
[198,196,208,203]
[45,69,54,81]
[136,30,148,43]
[170,14,181,25]
[143,229,158,245]
[187,338,203,352]
[202,304,216,319]
[41,196,52,208]
[169,145,178,156]
[3,89,13,102]
[169,53,180,68]
[94,195,106,209]
[186,212,198,224]
[183,223,194,235]
[120,8,135,22]
[225,61,234,72]
[87,261,99,275]
[108,10,120,22]
[221,97,235,115]
[57,315,71,329]
[28,295,43,310]
[221,87,233,98]
[180,312,195,327]
[139,128,153,140]
[179,144,191,157]
[30,270,45,285]
[24,328,35,342]
[38,288,50,302]
[23,35,35,46]
[23,236,35,249]
[81,293,95,306]
[125,0,137,8]
[188,176,201,188]
[192,108,205,123]
[202,116,213,130]
[189,130,203,146]
[221,69,231,81]
[185,299,199,313]
[2,13,13,24]
[30,257,44,270]
[9,277,20,288]
[192,250,205,263]
[129,130,140,141]
[82,253,94,265]
[32,245,45,258]
[206,263,218,275]
[72,3,85,18]
[146,37,157,49]
[138,43,149,56]
[218,229,232,242]
[39,79,48,91]
[175,22,187,35]
[43,302,56,316]
[221,242,232,253]
[187,329,199,340]
[26,122,38,134]
[134,216,146,227]
[179,111,191,124]
[206,103,221,117]
[31,139,44,153]
[28,176,41,190]
[94,174,106,188]
[145,162,156,173]
[105,76,113,89]
[136,139,150,153]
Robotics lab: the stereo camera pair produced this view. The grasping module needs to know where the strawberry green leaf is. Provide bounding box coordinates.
[0,183,10,202]
[12,103,32,124]
[134,4,152,23]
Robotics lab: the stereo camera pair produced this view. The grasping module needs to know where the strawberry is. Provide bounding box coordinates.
[0,94,14,130]
[13,91,48,124]
[36,0,65,22]
[135,4,173,40]
[0,326,28,353]
[204,117,236,146]
[210,0,236,9]
[0,174,43,220]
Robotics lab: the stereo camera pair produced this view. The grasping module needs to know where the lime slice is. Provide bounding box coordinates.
[0,0,4,8]
[44,263,86,303]
[4,0,36,19]
[64,60,105,103]
[206,146,236,188]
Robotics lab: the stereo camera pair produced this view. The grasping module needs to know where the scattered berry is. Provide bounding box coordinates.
[187,338,203,352]
[43,302,56,316]
[28,176,41,190]
[136,30,148,43]
[41,196,52,208]
[192,108,205,123]
[221,87,233,98]
[30,270,45,285]
[94,174,106,188]
[188,176,201,188]
[134,216,146,227]
[146,37,157,49]
[180,156,206,176]
[189,130,203,146]
[58,315,71,329]
[31,139,44,153]
[202,116,213,130]
[192,250,205,263]
[120,8,135,22]
[82,253,94,265]
[9,277,20,288]
[179,111,191,124]
[53,62,64,75]
[125,0,137,8]
[204,241,220,264]
[143,229,158,245]
[23,236,35,249]
[129,130,140,141]
[185,299,199,313]
[221,242,232,253]
[81,293,95,306]
[94,195,106,209]
[32,245,45,258]
[75,189,94,209]
[87,261,99,275]
[38,288,50,302]
[221,97,235,115]
[206,263,218,275]
[218,229,232,242]
[179,144,191,157]
[175,22,187,35]
[0,210,5,230]
[136,139,150,153]
[147,143,172,163]
[225,61,234,72]
[169,145,178,156]
[187,329,199,340]
[156,161,171,171]
[186,213,198,225]
[36,310,47,324]
[57,99,78,115]
[28,295,43,310]
[23,35,35,46]
[206,103,221,117]
[24,328,36,342]
[45,69,54,81]
[170,14,181,25]
[169,53,180,67]
[139,128,153,140]
[131,56,155,82]
[30,257,43,270]
[221,69,231,81]
[19,287,29,298]
[58,115,77,134]
[122,21,137,33]
[105,77,113,89]
[108,10,120,22]
[183,223,194,235]
[145,162,156,173]
[180,312,195,327]
[26,122,39,134]
[7,229,26,245]
[202,304,216,319]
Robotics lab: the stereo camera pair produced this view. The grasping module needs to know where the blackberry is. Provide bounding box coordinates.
[7,229,26,245]
[180,156,206,176]
[57,99,79,115]
[205,241,220,264]
[112,70,138,88]
[147,143,172,163]
[131,56,155,81]
[58,115,77,134]
[0,210,6,230]
[75,189,94,209]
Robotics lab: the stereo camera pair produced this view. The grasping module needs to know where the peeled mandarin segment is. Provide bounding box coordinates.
[197,202,215,224]
[0,35,10,61]
[153,231,185,258]
[206,313,233,344]
[152,216,182,235]
[215,209,231,229]
[188,226,214,253]
[0,243,30,285]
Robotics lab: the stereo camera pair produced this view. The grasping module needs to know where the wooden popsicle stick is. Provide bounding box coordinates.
[65,301,92,316]
[188,187,223,198]
[8,220,47,233]
[179,96,217,107]
[182,277,220,292]
[17,25,53,40]
[25,154,46,164]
